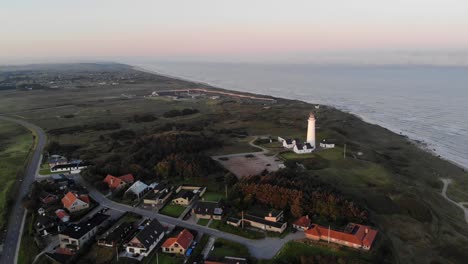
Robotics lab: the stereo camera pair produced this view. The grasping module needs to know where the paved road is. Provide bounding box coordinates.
[211,136,268,159]
[0,116,47,264]
[77,176,305,259]
[440,178,468,224]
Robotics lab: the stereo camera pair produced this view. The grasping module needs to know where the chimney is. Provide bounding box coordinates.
[365,228,368,234]
[305,215,309,219]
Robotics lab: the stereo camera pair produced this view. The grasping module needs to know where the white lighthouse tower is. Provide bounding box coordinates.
[306,113,316,148]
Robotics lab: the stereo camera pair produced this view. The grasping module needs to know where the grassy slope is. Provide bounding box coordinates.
[0,119,33,230]
[1,64,468,263]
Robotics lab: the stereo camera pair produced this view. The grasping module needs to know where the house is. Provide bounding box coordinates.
[125,181,149,199]
[172,190,196,206]
[226,215,287,234]
[293,142,314,154]
[39,191,58,205]
[319,139,335,149]
[175,185,206,197]
[242,214,287,233]
[48,155,68,168]
[55,209,70,223]
[278,137,299,149]
[125,219,166,257]
[192,201,223,220]
[59,213,110,252]
[50,162,88,174]
[98,222,135,247]
[61,192,90,213]
[161,229,194,255]
[264,210,284,222]
[305,223,378,250]
[103,174,135,190]
[143,187,173,207]
[227,211,287,233]
[293,215,311,231]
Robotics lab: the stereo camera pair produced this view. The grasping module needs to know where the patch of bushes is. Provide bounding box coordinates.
[128,114,158,123]
[163,108,199,118]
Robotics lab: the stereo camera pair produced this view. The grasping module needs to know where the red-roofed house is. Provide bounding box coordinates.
[103,174,135,190]
[61,192,90,213]
[161,229,194,255]
[293,215,311,231]
[305,223,378,250]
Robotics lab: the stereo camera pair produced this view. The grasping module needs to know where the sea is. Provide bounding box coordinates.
[129,61,468,169]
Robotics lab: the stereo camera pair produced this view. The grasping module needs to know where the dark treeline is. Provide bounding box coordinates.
[82,133,222,183]
[163,108,199,118]
[233,169,368,225]
[48,122,121,135]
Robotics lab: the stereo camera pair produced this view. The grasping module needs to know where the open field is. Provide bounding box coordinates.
[1,63,468,263]
[0,119,33,230]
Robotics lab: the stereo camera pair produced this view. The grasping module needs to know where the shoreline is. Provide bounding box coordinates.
[133,64,468,172]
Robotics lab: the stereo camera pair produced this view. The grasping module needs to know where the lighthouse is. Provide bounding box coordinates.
[306,113,316,148]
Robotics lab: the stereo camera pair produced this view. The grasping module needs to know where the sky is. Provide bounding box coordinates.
[1,0,468,64]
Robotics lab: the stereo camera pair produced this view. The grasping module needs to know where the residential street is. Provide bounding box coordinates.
[77,175,305,259]
[0,116,47,264]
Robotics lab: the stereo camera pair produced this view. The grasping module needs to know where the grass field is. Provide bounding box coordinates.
[272,241,372,264]
[197,218,210,226]
[0,120,33,230]
[210,238,250,259]
[210,220,265,239]
[202,191,224,202]
[160,204,186,218]
[18,213,40,264]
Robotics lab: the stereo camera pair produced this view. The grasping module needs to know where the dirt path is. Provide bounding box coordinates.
[440,178,468,224]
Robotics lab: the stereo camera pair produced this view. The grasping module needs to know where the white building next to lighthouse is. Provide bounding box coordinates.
[278,113,316,154]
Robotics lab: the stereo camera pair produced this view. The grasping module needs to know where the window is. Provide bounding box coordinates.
[129,248,134,253]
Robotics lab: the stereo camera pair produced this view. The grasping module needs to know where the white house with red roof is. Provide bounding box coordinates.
[161,229,194,255]
[293,215,311,231]
[103,174,135,190]
[61,192,90,213]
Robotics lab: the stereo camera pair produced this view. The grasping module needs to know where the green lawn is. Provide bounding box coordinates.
[18,213,40,264]
[39,168,52,175]
[210,220,265,239]
[210,238,250,259]
[197,218,210,226]
[279,151,315,160]
[202,191,224,202]
[273,241,372,264]
[0,120,33,230]
[160,204,186,218]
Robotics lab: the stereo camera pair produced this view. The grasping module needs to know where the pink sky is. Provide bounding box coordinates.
[1,0,467,62]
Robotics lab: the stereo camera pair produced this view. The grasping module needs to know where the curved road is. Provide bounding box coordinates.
[77,175,305,259]
[0,116,47,264]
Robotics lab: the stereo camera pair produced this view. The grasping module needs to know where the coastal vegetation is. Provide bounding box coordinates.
[1,63,468,263]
